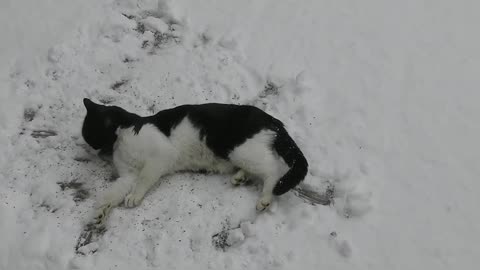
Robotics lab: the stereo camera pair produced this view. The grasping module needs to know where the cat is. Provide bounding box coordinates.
[81,98,308,226]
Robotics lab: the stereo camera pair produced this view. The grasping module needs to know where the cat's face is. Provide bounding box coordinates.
[82,98,119,152]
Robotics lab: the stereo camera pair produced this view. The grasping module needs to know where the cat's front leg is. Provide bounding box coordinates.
[92,175,135,228]
[125,161,167,207]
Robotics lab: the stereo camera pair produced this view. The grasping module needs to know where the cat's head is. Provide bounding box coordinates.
[81,98,129,153]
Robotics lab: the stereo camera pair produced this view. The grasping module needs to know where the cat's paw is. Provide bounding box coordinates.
[256,196,272,211]
[124,191,144,208]
[93,203,112,227]
[231,170,248,186]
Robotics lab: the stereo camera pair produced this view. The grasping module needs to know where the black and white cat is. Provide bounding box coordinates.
[81,98,308,225]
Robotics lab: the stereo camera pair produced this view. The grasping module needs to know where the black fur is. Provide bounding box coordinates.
[82,98,139,153]
[82,98,308,195]
[271,128,308,195]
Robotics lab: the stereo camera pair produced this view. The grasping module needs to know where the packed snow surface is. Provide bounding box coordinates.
[1,0,479,269]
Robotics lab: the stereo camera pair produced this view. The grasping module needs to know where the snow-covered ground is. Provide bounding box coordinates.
[1,0,479,269]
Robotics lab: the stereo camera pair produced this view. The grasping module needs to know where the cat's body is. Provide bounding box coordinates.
[81,99,308,225]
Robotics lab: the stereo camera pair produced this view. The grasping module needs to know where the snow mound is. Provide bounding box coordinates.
[141,16,169,33]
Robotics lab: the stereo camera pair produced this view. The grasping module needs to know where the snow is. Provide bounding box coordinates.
[141,17,169,33]
[1,0,479,269]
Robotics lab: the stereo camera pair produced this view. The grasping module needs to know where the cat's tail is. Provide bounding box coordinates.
[272,126,309,196]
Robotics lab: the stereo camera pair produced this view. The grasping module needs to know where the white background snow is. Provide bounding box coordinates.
[1,0,479,269]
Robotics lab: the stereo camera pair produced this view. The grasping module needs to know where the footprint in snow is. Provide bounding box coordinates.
[329,231,353,258]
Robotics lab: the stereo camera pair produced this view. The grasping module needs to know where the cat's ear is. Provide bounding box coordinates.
[83,98,98,111]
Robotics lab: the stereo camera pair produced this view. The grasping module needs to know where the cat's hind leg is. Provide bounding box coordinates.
[231,169,250,186]
[256,176,278,211]
[228,130,288,211]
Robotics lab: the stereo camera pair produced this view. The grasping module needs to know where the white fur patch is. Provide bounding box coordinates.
[168,118,234,173]
[229,130,288,180]
[94,117,290,224]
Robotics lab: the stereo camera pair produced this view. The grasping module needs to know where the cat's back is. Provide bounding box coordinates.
[148,103,281,135]
[175,103,283,158]
[186,103,280,129]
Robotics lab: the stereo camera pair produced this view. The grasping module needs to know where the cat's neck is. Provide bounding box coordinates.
[100,110,141,156]
[114,110,142,129]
